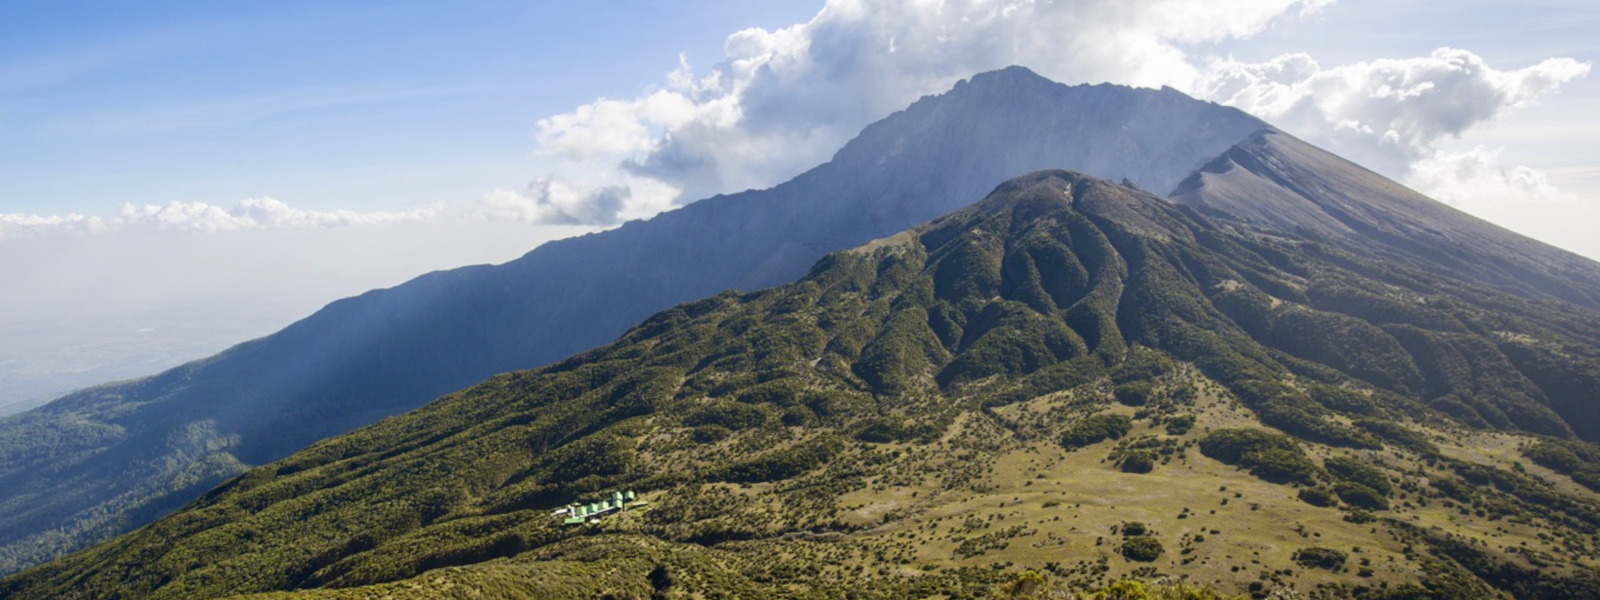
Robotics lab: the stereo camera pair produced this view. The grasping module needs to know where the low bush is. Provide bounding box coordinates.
[1114,381,1155,407]
[1120,536,1163,562]
[1163,414,1195,436]
[1119,451,1156,474]
[1061,414,1133,450]
[1293,547,1348,571]
[1298,487,1337,507]
[1324,455,1393,495]
[1334,482,1389,510]
[690,425,730,444]
[1198,428,1320,484]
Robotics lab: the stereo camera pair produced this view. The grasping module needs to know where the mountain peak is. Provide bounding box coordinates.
[962,64,1051,87]
[823,67,1267,200]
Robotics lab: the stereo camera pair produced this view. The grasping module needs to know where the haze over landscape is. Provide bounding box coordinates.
[5,1,1600,599]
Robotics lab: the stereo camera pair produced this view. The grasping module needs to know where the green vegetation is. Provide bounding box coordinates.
[1525,438,1600,491]
[1069,580,1236,600]
[1297,487,1337,507]
[1292,547,1347,571]
[1120,537,1164,562]
[1197,429,1320,484]
[9,171,1600,600]
[1323,456,1393,495]
[1163,414,1195,436]
[1118,451,1156,474]
[1333,482,1389,511]
[1114,381,1155,406]
[1062,414,1134,449]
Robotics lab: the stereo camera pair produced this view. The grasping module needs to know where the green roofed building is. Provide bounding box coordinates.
[555,490,648,525]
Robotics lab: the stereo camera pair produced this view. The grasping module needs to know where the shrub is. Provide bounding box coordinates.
[854,416,916,443]
[1003,570,1046,598]
[1164,414,1195,436]
[1429,475,1474,502]
[1114,381,1155,407]
[1119,451,1156,474]
[684,401,767,430]
[1198,428,1320,485]
[1073,580,1232,600]
[1324,455,1393,495]
[718,437,842,483]
[1061,414,1133,449]
[1298,487,1337,507]
[1120,521,1148,536]
[1334,482,1389,510]
[1247,447,1321,484]
[1120,536,1163,562]
[1293,547,1348,571]
[1112,347,1175,384]
[1343,509,1377,523]
[1524,438,1600,492]
[779,406,815,427]
[1354,418,1438,455]
[690,425,730,444]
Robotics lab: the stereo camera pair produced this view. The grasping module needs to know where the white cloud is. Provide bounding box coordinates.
[0,194,617,240]
[1407,146,1577,208]
[523,0,1328,224]
[1197,47,1591,213]
[1198,47,1591,181]
[0,198,453,240]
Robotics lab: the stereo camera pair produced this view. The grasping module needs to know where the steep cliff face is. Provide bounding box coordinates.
[0,67,1269,575]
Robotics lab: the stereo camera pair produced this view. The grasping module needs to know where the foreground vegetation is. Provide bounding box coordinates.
[9,172,1600,600]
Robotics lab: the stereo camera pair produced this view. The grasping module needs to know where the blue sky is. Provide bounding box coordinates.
[1,0,1596,413]
[1,1,818,214]
[5,1,1595,222]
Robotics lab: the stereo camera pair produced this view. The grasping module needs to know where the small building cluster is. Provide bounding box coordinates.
[550,490,646,525]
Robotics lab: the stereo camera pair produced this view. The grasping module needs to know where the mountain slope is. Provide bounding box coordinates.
[1172,129,1600,310]
[0,67,1272,575]
[10,172,1600,600]
[1173,130,1600,441]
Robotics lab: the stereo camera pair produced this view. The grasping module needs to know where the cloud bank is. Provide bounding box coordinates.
[503,0,1587,224]
[1200,48,1590,204]
[1,194,607,240]
[0,198,452,239]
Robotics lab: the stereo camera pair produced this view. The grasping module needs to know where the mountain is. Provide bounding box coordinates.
[1172,129,1600,310]
[0,66,1272,575]
[1173,130,1600,441]
[10,171,1600,600]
